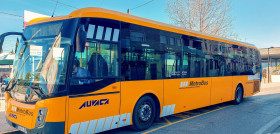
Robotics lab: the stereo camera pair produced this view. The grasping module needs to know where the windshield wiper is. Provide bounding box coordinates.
[27,86,46,100]
[6,55,30,91]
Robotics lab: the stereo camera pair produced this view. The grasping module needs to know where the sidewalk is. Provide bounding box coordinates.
[0,100,4,112]
[261,82,280,89]
[0,93,4,111]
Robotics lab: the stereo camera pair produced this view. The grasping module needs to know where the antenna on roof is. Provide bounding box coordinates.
[51,0,59,17]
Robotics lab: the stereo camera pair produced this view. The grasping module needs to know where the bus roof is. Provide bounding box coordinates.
[28,7,257,49]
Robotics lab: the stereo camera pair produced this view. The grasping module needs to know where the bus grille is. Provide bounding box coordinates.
[253,81,260,93]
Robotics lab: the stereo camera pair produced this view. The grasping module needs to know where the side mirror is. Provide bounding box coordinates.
[0,32,25,53]
[76,25,86,52]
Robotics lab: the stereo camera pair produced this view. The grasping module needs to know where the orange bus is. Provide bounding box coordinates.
[0,7,261,133]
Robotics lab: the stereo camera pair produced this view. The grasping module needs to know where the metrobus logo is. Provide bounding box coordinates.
[180,81,189,88]
[11,106,17,112]
[79,99,109,109]
[11,106,33,116]
[179,80,208,89]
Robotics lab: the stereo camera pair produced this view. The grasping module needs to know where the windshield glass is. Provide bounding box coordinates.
[7,19,78,103]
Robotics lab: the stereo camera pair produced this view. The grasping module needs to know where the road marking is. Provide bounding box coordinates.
[200,109,210,112]
[0,130,19,134]
[163,117,171,124]
[143,105,232,134]
[172,114,189,118]
[254,115,280,134]
[215,105,221,108]
[154,122,168,125]
[183,111,195,114]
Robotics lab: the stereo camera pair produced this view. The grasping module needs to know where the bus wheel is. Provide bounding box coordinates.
[131,95,156,131]
[233,85,243,105]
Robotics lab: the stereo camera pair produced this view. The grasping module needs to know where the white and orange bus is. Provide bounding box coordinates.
[0,7,261,133]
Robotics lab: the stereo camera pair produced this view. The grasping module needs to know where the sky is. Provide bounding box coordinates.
[0,0,280,52]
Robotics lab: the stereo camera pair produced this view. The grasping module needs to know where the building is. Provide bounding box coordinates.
[0,53,14,82]
[260,47,280,83]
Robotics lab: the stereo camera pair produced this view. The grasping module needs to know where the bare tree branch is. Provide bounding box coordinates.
[166,0,233,37]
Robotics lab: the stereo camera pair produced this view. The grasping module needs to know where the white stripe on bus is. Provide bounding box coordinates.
[166,105,172,116]
[161,104,176,117]
[117,113,127,128]
[161,106,167,117]
[86,119,97,134]
[69,123,80,134]
[125,113,131,126]
[103,116,113,131]
[94,118,105,133]
[110,115,120,129]
[78,121,89,134]
[70,113,132,133]
[170,104,176,115]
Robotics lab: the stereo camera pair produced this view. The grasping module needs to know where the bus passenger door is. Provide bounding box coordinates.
[210,58,233,105]
[162,46,212,116]
[211,76,233,105]
[67,40,121,134]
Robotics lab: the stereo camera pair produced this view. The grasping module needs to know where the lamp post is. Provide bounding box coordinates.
[268,47,274,83]
[268,48,270,83]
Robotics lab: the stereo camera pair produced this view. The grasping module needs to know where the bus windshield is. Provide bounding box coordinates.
[7,19,78,103]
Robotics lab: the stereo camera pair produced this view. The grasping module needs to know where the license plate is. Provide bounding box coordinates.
[17,125,27,133]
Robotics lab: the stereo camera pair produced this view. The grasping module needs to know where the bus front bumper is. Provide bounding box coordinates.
[6,117,65,134]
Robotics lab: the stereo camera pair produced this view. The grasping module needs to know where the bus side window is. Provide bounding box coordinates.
[70,41,119,94]
[121,23,164,81]
[69,18,121,95]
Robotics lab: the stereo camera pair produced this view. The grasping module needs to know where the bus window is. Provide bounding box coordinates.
[70,41,119,94]
[70,18,120,94]
[169,37,175,45]
[96,26,104,40]
[121,23,164,81]
[130,31,145,42]
[165,51,181,78]
[160,35,167,44]
[104,27,112,41]
[183,38,208,78]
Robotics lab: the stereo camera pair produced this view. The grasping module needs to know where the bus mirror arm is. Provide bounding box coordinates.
[0,32,24,53]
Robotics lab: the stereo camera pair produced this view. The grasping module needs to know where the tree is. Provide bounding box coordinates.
[166,0,233,37]
[25,71,31,80]
[10,49,14,54]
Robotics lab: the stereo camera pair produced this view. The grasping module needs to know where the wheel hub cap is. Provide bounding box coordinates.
[139,103,152,122]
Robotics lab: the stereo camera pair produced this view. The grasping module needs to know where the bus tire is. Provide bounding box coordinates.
[131,95,156,131]
[233,85,243,105]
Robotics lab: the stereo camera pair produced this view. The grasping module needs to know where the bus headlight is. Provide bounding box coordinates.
[35,108,48,128]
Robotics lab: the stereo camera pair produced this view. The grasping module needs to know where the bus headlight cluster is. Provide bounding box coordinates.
[35,108,48,128]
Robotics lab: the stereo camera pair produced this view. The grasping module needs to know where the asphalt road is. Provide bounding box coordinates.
[0,111,16,133]
[148,90,280,134]
[1,84,280,134]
